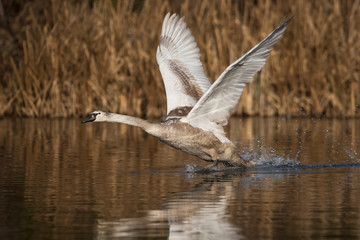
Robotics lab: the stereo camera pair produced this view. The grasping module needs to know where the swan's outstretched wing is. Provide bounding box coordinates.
[183,17,293,141]
[157,13,211,119]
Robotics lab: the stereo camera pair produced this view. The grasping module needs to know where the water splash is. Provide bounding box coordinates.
[239,148,300,167]
[344,147,360,162]
[185,164,200,174]
[237,140,302,167]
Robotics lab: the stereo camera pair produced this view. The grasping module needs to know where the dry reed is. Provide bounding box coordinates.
[0,0,359,118]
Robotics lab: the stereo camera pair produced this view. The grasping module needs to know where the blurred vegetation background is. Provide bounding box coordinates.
[0,0,359,118]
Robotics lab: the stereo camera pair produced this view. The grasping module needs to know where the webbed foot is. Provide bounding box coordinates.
[204,160,219,169]
[191,160,219,173]
[244,160,256,167]
[222,159,255,168]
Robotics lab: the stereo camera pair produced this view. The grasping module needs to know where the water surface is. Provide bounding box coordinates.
[1,117,360,239]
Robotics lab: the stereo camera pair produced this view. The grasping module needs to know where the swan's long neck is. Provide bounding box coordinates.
[105,113,152,131]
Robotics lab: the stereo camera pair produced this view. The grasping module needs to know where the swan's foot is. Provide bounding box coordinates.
[244,160,256,167]
[223,159,255,168]
[204,160,219,169]
[191,160,219,173]
[191,159,254,173]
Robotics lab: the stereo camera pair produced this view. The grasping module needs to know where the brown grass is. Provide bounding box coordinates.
[0,0,359,118]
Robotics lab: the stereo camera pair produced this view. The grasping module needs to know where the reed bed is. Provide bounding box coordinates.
[1,0,359,118]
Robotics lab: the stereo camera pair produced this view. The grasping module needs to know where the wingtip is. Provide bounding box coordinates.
[164,12,171,21]
[280,15,295,28]
[162,13,181,38]
[163,13,183,25]
[271,15,293,37]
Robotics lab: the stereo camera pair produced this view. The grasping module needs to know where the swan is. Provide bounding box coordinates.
[82,13,292,169]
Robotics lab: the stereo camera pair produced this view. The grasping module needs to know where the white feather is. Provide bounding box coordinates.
[157,13,211,117]
[182,17,293,142]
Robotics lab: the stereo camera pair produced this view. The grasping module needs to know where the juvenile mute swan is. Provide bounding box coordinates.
[82,13,292,169]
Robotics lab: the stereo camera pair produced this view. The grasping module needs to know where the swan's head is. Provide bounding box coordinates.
[82,110,109,123]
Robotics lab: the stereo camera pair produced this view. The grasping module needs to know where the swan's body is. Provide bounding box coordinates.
[82,13,292,169]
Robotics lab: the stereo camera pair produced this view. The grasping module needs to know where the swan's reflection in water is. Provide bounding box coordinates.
[96,174,245,239]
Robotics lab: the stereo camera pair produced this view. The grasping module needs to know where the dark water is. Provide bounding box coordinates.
[1,117,360,239]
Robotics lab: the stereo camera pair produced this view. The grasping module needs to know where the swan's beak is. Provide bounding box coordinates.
[82,114,96,123]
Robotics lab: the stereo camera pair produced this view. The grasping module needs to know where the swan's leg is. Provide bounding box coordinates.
[226,153,255,168]
[244,160,256,167]
[238,154,256,167]
[204,159,219,169]
[203,149,219,169]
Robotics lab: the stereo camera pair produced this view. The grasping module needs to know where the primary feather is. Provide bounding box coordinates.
[182,17,293,142]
